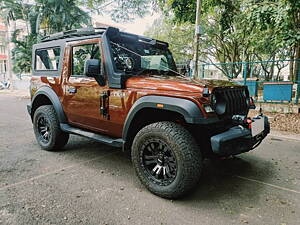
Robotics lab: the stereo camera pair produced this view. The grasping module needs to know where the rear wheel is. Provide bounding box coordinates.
[33,105,69,151]
[131,121,202,199]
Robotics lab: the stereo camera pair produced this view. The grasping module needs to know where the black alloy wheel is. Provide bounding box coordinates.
[140,139,177,186]
[37,116,51,144]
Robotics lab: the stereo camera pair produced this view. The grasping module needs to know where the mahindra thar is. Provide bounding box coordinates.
[27,27,270,198]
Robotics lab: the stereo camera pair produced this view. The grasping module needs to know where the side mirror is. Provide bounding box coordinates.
[84,59,105,86]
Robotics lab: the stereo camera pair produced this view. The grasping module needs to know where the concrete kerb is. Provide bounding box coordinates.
[269,131,300,142]
[0,89,30,98]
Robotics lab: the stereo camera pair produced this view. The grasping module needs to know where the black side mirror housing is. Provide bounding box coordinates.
[84,59,105,86]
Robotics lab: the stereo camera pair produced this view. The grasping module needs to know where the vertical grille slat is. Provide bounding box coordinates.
[225,91,232,115]
[228,90,232,114]
[234,90,240,112]
[229,90,235,114]
[236,89,243,112]
[241,90,246,112]
[232,90,237,113]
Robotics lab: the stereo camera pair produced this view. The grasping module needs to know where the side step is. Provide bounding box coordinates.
[60,123,124,148]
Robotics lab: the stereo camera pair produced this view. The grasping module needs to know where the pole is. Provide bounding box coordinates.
[6,30,13,82]
[243,62,247,85]
[193,0,202,79]
[296,59,300,104]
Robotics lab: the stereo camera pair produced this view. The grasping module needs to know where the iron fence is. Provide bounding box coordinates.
[195,59,300,104]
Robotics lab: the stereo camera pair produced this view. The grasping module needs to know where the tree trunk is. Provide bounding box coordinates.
[289,47,295,81]
[270,60,275,80]
[293,44,300,82]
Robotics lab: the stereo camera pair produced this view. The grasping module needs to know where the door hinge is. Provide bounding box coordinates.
[100,90,110,119]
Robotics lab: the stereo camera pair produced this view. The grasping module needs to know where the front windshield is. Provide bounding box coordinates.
[110,38,178,76]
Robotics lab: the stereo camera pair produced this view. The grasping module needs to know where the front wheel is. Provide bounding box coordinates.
[131,121,202,199]
[33,105,69,151]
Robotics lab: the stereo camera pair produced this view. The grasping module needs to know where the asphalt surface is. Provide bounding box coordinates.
[0,94,299,225]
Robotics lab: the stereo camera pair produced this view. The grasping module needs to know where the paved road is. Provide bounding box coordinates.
[0,94,299,225]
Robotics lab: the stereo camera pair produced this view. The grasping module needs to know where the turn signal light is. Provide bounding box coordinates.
[203,88,210,97]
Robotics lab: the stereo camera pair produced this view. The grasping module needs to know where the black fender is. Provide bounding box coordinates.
[30,86,67,123]
[122,95,204,142]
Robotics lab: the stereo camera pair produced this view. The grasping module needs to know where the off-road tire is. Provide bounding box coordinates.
[131,121,202,199]
[33,105,69,151]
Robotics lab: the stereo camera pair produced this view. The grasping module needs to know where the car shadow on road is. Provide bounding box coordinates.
[55,135,120,157]
[58,135,276,213]
[181,155,276,210]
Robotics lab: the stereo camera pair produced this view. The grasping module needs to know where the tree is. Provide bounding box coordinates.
[0,0,91,74]
[144,18,194,63]
[36,0,91,35]
[11,31,37,73]
[246,0,300,81]
[143,0,298,80]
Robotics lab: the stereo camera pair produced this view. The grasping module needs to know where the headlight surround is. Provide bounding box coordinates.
[210,93,227,115]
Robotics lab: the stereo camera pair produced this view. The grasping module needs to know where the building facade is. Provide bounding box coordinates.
[0,18,8,81]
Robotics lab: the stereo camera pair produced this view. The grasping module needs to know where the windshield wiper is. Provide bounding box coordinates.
[134,69,158,76]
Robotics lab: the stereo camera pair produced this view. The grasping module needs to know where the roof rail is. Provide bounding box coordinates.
[41,27,108,42]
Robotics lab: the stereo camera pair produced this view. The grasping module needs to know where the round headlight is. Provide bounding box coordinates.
[211,93,227,115]
[215,98,226,115]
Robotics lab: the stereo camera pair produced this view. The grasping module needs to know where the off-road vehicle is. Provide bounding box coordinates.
[27,27,270,198]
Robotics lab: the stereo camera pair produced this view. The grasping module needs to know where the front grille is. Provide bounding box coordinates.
[213,87,249,117]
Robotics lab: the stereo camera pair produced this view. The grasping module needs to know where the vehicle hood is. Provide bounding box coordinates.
[125,75,240,93]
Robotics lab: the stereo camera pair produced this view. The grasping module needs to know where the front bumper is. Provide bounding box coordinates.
[210,116,270,156]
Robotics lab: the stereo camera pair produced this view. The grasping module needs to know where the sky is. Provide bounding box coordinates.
[93,12,161,35]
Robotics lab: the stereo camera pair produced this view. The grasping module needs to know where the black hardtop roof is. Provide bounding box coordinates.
[38,26,169,47]
[41,27,107,42]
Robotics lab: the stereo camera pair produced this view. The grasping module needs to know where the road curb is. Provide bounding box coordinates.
[269,131,300,141]
[0,90,30,99]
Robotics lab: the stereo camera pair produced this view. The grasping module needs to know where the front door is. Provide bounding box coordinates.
[62,38,110,133]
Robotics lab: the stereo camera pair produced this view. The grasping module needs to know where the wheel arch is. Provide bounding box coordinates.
[30,86,67,123]
[122,95,203,151]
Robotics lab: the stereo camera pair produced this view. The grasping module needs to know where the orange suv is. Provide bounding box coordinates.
[27,27,269,198]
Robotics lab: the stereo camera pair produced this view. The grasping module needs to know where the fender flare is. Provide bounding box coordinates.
[122,95,204,141]
[31,86,67,123]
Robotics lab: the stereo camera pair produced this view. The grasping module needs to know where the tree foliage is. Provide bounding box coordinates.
[11,32,37,74]
[145,0,300,80]
[36,0,91,34]
[245,0,300,80]
[0,0,91,74]
[144,18,194,63]
[79,0,155,22]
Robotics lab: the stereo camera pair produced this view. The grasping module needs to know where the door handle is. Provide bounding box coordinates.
[68,87,77,94]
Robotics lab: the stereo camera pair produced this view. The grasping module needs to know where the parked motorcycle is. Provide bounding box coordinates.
[0,80,11,90]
